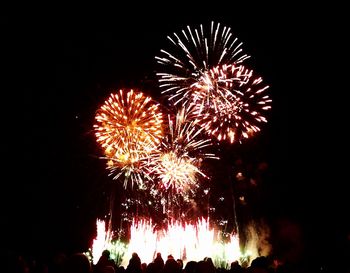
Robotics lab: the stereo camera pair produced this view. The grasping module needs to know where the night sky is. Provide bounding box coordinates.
[2,4,348,270]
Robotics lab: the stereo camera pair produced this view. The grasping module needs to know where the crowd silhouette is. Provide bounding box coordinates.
[6,248,344,273]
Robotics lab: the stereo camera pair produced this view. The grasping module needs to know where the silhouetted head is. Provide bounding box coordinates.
[66,253,91,273]
[132,252,139,259]
[102,250,111,258]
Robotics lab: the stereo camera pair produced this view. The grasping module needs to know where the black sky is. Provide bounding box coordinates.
[2,3,348,268]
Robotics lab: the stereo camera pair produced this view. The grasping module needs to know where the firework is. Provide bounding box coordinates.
[150,106,218,193]
[90,219,110,264]
[88,219,127,266]
[191,64,271,143]
[89,22,273,269]
[155,21,250,106]
[90,218,246,268]
[94,89,164,187]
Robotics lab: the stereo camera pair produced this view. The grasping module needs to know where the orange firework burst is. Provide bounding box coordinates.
[191,64,271,143]
[94,89,164,187]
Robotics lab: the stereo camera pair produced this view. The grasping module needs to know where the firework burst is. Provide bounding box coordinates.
[155,21,250,106]
[150,106,218,194]
[191,64,271,143]
[94,89,164,188]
